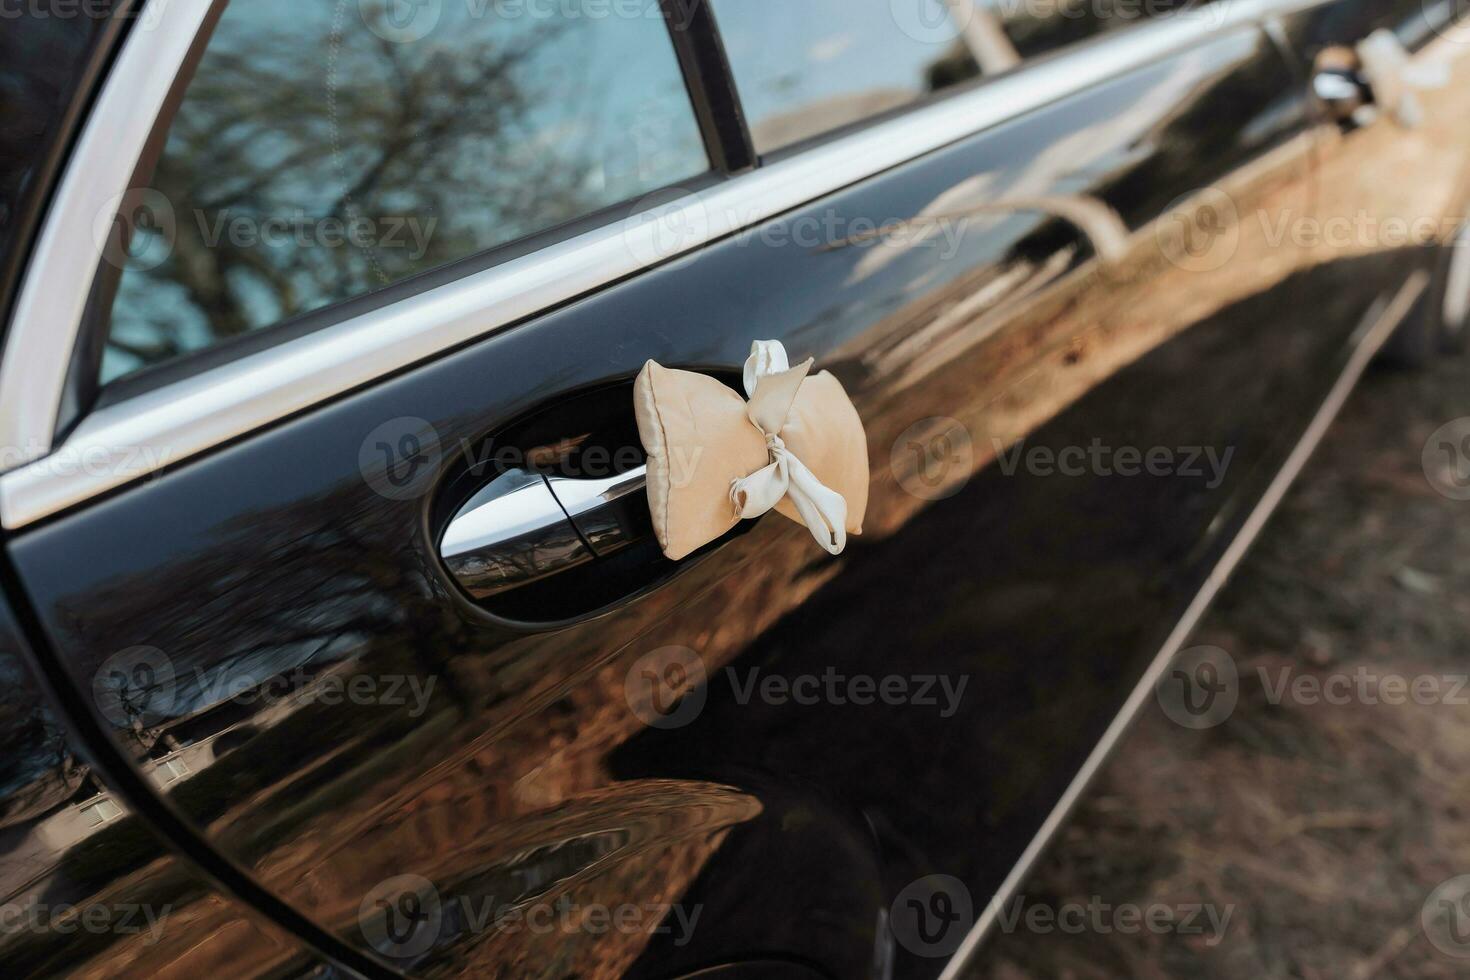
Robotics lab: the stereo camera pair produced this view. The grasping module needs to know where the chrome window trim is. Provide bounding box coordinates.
[0,0,1325,530]
[0,0,218,479]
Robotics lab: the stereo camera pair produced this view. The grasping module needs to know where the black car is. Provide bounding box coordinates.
[1,0,1467,977]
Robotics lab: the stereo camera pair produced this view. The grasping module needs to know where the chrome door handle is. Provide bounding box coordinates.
[1312,63,1373,126]
[439,465,648,599]
[545,467,649,556]
[1312,30,1426,130]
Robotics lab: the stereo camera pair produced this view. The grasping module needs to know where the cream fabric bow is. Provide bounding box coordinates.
[633,339,868,561]
[728,341,849,555]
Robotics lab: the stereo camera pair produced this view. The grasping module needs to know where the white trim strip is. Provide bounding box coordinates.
[938,270,1431,978]
[0,0,1315,529]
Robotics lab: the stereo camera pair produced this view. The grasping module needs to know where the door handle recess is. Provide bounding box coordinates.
[439,465,648,599]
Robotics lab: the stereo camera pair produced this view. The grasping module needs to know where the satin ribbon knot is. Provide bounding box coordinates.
[728,341,849,555]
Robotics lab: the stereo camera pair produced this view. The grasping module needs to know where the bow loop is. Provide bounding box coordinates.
[742,339,790,397]
[746,358,811,436]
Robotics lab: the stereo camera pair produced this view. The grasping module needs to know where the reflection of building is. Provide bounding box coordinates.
[4,655,362,919]
[78,795,123,829]
[34,787,123,854]
[125,655,362,788]
[24,739,201,863]
[0,778,127,925]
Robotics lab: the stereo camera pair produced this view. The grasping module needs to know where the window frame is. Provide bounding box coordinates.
[78,0,734,420]
[0,0,1299,532]
[708,0,1002,158]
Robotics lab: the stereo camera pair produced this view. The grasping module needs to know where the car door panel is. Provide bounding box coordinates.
[10,22,1337,979]
[0,593,328,978]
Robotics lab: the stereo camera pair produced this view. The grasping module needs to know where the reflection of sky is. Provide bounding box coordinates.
[713,0,966,145]
[106,0,706,383]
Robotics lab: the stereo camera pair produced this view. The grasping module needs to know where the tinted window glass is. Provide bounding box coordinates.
[995,0,1219,60]
[0,11,113,325]
[712,0,982,153]
[101,0,706,385]
[714,1,1221,154]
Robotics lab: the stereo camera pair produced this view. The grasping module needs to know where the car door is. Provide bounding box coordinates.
[0,1,1357,977]
[0,588,340,978]
[1270,0,1470,356]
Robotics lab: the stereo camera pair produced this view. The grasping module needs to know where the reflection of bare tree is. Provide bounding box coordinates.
[111,6,594,368]
[56,482,466,747]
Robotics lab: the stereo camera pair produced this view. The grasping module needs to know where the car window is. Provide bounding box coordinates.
[99,0,707,386]
[713,0,1224,155]
[996,0,1221,61]
[711,0,984,154]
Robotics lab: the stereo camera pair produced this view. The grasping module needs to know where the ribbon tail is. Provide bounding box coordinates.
[730,457,789,520]
[782,452,848,555]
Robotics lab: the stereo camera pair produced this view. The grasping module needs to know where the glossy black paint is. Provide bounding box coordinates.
[0,590,329,976]
[0,0,125,355]
[12,25,1306,975]
[5,2,1467,978]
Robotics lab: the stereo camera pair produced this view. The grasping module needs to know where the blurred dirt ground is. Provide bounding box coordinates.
[967,344,1470,979]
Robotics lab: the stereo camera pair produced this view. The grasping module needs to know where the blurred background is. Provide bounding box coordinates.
[969,347,1470,978]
